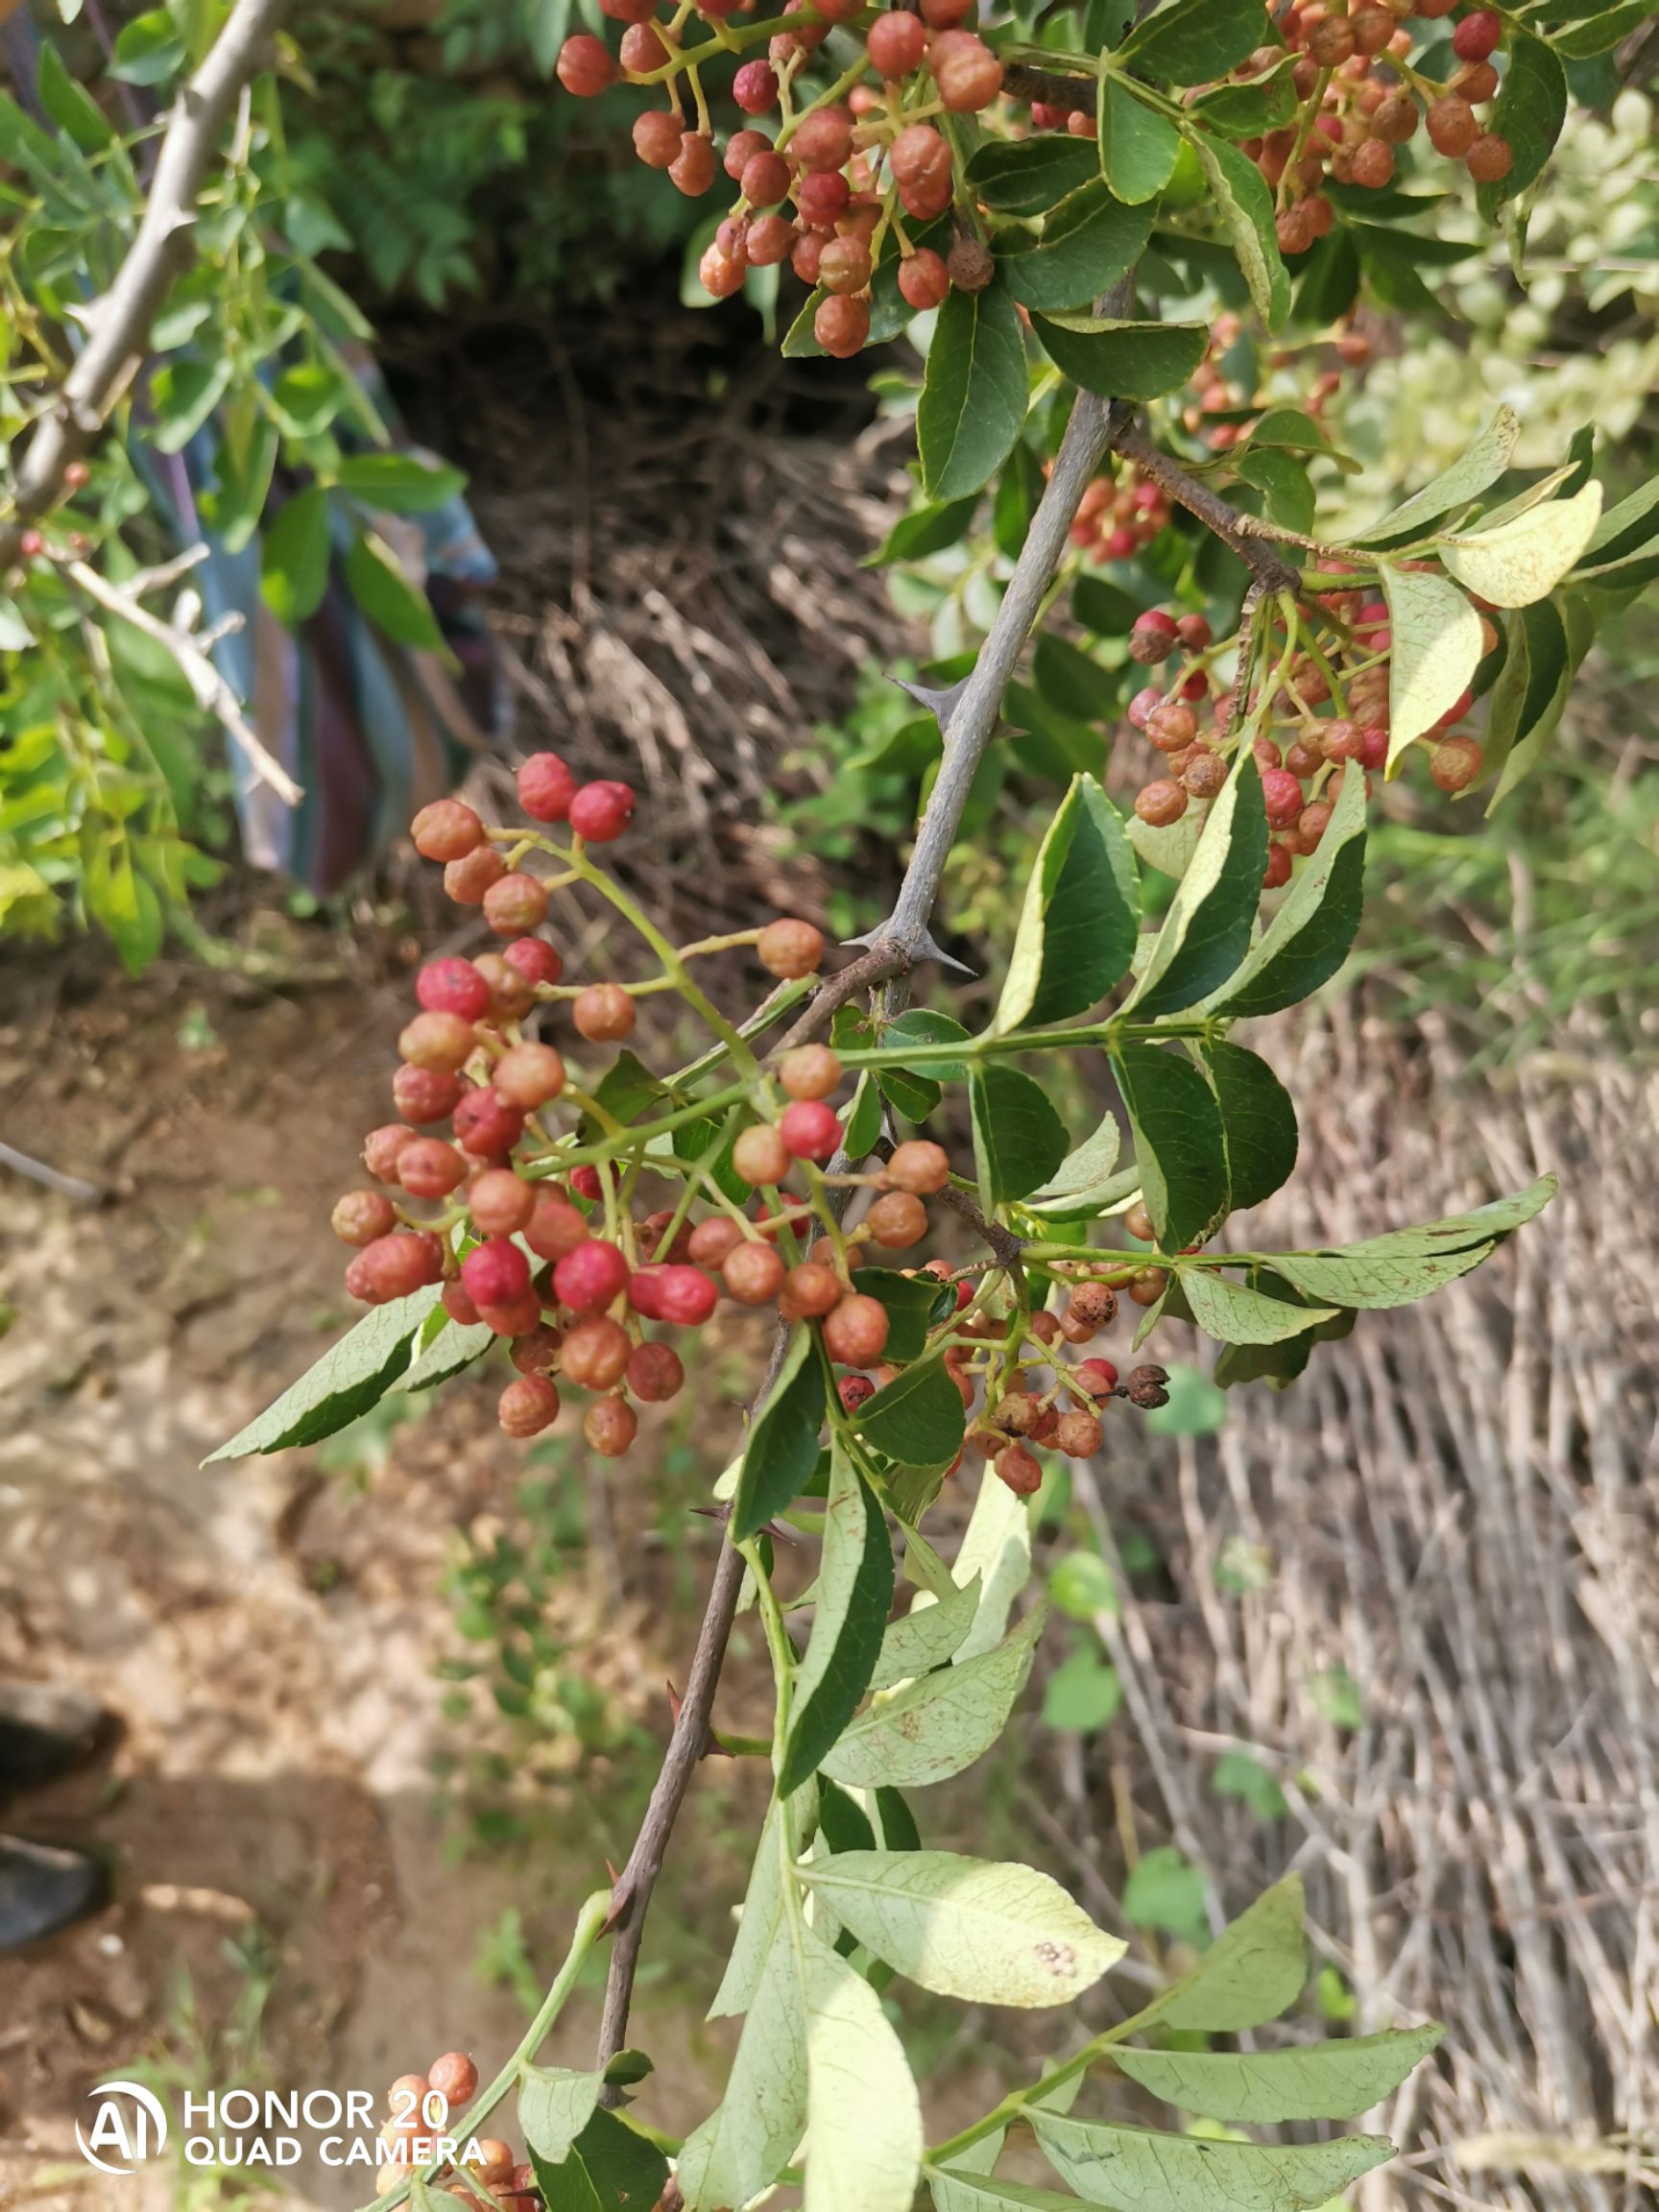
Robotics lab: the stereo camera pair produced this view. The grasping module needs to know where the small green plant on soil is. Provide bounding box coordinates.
[12,1,1651,2208]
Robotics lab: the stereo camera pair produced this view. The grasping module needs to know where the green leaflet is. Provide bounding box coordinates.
[1207,755,1366,1017]
[1187,130,1290,330]
[1097,79,1180,204]
[1112,1042,1228,1253]
[1032,2110,1393,2212]
[1257,1174,1557,1310]
[779,1444,895,1795]
[1204,1040,1297,1213]
[678,1912,809,2210]
[1349,407,1518,545]
[919,283,1029,501]
[260,484,332,625]
[204,1286,443,1461]
[1439,483,1602,609]
[856,1357,967,1479]
[1135,1871,1308,2031]
[1117,0,1270,84]
[1379,563,1482,769]
[1114,2022,1444,2123]
[992,774,1137,1032]
[1124,752,1267,1016]
[795,1849,1124,2008]
[1178,1268,1336,1345]
[998,183,1153,315]
[967,135,1098,216]
[929,2176,1078,2212]
[1486,593,1593,810]
[1030,315,1209,400]
[346,528,449,654]
[530,2106,668,2212]
[971,1065,1070,1205]
[1476,29,1566,219]
[870,1573,982,1692]
[518,2067,603,2164]
[733,1328,827,1540]
[821,1606,1045,1791]
[801,1924,924,2212]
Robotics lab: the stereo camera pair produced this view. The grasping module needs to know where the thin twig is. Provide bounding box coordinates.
[0,0,289,565]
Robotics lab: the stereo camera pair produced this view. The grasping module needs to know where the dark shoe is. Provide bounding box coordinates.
[0,1834,108,1949]
[0,1681,119,1797]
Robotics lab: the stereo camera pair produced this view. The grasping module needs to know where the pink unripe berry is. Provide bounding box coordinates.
[567,781,637,843]
[452,1086,525,1158]
[397,1138,469,1199]
[428,2055,478,2107]
[417,958,493,1021]
[502,937,563,989]
[867,8,926,74]
[823,1293,890,1365]
[631,1263,718,1326]
[355,1232,445,1304]
[524,1192,589,1261]
[517,751,577,822]
[393,1064,465,1124]
[1261,768,1305,828]
[733,59,779,112]
[556,33,616,95]
[1452,8,1501,61]
[757,918,825,978]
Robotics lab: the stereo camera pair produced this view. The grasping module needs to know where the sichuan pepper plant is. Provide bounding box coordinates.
[45,0,1632,2207]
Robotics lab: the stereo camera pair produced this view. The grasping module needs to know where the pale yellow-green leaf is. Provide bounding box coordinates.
[1439,482,1603,608]
[949,1463,1031,1661]
[1379,565,1483,772]
[1032,2110,1394,2212]
[796,1851,1124,2008]
[1348,406,1518,545]
[1114,2023,1444,2122]
[802,1926,923,2212]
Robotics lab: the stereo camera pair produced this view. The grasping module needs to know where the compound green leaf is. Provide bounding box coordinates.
[1114,2023,1444,2124]
[1379,563,1482,770]
[1125,754,1268,1016]
[1022,1112,1126,1222]
[802,1926,923,2212]
[1032,2110,1393,2212]
[1207,753,1366,1017]
[1204,1040,1297,1213]
[1262,1174,1556,1309]
[1134,1871,1308,2032]
[1439,482,1602,608]
[994,774,1137,1032]
[1349,407,1518,545]
[1030,315,1208,401]
[780,1444,895,1795]
[733,1328,827,1540]
[1179,1268,1335,1345]
[204,1286,442,1460]
[1476,29,1566,218]
[821,1606,1045,1791]
[1112,1043,1228,1253]
[998,184,1153,314]
[1187,129,1290,329]
[1118,0,1269,84]
[919,283,1029,501]
[972,1066,1070,1206]
[929,2176,1080,2212]
[796,1850,1123,2008]
[345,529,447,653]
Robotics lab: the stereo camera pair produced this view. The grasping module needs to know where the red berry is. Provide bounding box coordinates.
[411,799,484,862]
[493,1043,565,1110]
[524,1191,589,1262]
[823,1293,890,1365]
[473,952,533,1022]
[416,959,491,1022]
[1465,132,1513,182]
[393,1064,465,1124]
[867,9,926,74]
[733,59,779,112]
[1262,840,1293,889]
[567,781,637,843]
[1128,609,1179,664]
[443,1279,481,1326]
[996,1442,1043,1497]
[637,1263,717,1326]
[839,1373,877,1412]
[865,1191,926,1247]
[561,1315,631,1388]
[453,1086,525,1158]
[557,33,616,94]
[783,1262,843,1318]
[668,132,717,196]
[1261,767,1305,829]
[626,1341,685,1402]
[482,873,549,937]
[584,1396,637,1456]
[516,753,576,822]
[499,1375,561,1437]
[1452,7,1500,61]
[428,2054,478,2108]
[554,1238,631,1313]
[570,1165,604,1203]
[364,1124,418,1180]
[757,918,825,978]
[355,1231,445,1304]
[687,1217,745,1267]
[1430,735,1482,792]
[814,296,871,360]
[634,110,685,169]
[398,1138,469,1199]
[332,1190,397,1246]
[1073,1357,1119,1400]
[723,1239,786,1304]
[779,1099,841,1162]
[479,1291,542,1338]
[1427,94,1478,156]
[790,105,854,172]
[469,1168,535,1237]
[1134,780,1187,828]
[733,1124,790,1186]
[463,1238,532,1309]
[897,248,950,311]
[741,152,792,208]
[502,937,563,989]
[819,236,873,297]
[510,1323,564,1374]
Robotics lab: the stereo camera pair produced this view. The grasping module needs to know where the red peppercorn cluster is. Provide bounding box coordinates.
[1122,583,1498,882]
[1071,461,1173,565]
[374,2051,536,2210]
[1230,1,1512,256]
